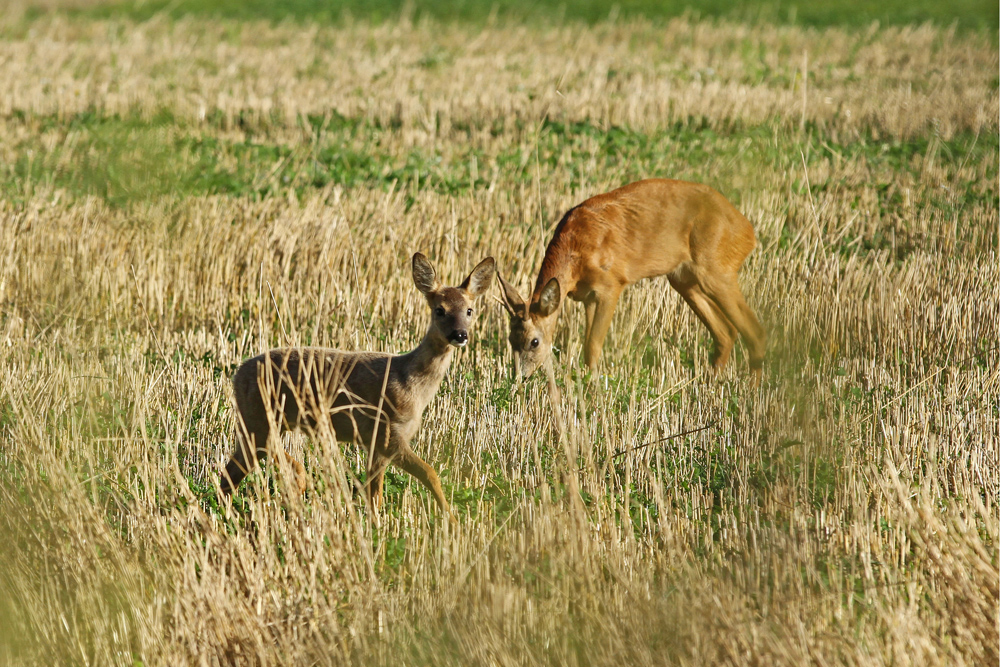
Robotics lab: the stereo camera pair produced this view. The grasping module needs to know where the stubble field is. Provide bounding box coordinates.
[0,6,997,665]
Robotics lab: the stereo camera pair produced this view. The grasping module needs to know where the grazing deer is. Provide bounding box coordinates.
[220,253,496,519]
[498,179,766,383]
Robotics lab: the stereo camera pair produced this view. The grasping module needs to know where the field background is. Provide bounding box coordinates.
[0,1,997,665]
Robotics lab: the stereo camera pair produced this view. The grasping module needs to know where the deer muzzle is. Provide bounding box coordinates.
[511,351,522,383]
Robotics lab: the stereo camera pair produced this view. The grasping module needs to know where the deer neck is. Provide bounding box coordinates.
[532,242,579,312]
[398,326,454,395]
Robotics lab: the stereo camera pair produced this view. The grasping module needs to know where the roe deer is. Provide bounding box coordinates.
[219,253,496,519]
[498,179,766,383]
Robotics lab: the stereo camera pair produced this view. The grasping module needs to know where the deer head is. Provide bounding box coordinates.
[497,272,560,379]
[413,253,496,348]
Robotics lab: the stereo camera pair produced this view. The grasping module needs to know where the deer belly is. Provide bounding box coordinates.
[328,404,390,448]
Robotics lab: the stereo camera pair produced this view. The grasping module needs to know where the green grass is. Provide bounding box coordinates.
[5,110,995,255]
[57,0,1000,31]
[0,112,998,204]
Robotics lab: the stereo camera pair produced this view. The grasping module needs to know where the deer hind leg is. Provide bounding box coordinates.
[583,286,623,370]
[222,416,307,495]
[702,276,767,381]
[273,448,307,494]
[221,408,270,494]
[222,384,307,495]
[669,269,737,371]
[393,446,452,516]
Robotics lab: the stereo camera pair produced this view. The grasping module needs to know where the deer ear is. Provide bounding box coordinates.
[461,257,496,298]
[411,253,438,295]
[536,277,561,317]
[497,272,527,318]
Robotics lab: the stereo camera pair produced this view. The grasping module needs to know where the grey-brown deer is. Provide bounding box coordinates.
[219,253,496,519]
[498,179,766,383]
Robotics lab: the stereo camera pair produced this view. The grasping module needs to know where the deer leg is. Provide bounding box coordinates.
[583,287,623,370]
[583,296,597,346]
[669,274,737,371]
[704,278,767,382]
[273,448,307,495]
[221,411,270,494]
[393,446,452,516]
[366,451,392,511]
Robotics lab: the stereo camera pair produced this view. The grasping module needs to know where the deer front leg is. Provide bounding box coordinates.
[583,287,623,370]
[366,451,392,511]
[583,297,597,345]
[394,445,455,521]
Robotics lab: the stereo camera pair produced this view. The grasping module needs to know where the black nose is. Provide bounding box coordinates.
[450,330,468,344]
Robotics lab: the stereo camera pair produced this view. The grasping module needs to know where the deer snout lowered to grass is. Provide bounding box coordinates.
[219,253,496,520]
[499,178,767,384]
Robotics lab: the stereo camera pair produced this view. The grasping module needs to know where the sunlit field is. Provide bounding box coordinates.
[0,3,997,664]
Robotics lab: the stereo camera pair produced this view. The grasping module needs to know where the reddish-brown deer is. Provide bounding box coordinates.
[220,253,496,519]
[498,179,765,383]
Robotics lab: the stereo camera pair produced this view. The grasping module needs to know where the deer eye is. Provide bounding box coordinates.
[435,306,445,317]
[467,308,473,316]
[531,338,540,349]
